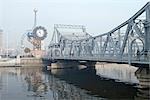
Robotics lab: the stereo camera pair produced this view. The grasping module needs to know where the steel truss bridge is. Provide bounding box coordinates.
[48,2,150,67]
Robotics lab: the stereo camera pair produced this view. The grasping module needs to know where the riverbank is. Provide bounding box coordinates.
[0,57,50,67]
[0,58,21,67]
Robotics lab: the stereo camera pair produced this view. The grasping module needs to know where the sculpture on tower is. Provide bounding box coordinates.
[21,9,48,58]
[27,26,47,50]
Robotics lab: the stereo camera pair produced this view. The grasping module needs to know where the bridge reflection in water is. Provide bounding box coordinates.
[0,64,149,100]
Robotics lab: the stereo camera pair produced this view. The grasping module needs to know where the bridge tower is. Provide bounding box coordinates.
[21,9,48,58]
[145,5,150,60]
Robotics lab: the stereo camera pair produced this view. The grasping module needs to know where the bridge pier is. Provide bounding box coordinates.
[78,61,96,69]
[46,60,97,76]
[135,67,150,99]
[50,60,96,69]
[85,61,96,69]
[51,60,80,69]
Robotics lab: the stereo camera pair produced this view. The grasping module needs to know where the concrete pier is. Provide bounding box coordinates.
[135,67,150,99]
[51,60,80,69]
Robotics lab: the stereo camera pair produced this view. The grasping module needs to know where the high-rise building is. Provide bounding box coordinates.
[0,29,3,49]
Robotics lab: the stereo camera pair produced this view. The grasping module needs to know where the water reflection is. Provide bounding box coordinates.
[0,67,103,100]
[0,63,149,100]
[24,68,48,96]
[47,72,103,100]
[95,63,139,83]
[50,67,136,99]
[0,67,49,100]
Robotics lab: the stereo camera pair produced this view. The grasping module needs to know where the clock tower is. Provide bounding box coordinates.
[22,9,48,58]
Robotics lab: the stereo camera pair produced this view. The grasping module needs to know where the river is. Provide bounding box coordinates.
[0,63,149,100]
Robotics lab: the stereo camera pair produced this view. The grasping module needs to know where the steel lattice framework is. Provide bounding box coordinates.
[48,2,150,66]
[48,24,92,57]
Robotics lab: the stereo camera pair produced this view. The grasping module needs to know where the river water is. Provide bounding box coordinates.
[0,63,149,100]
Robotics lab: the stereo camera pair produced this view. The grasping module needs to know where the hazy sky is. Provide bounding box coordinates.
[0,0,149,48]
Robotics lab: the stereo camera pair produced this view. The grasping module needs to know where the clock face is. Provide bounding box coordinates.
[32,26,47,40]
[36,29,45,37]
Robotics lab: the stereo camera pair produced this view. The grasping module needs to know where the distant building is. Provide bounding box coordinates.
[0,29,3,49]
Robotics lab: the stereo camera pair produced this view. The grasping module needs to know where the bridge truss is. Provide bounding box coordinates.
[48,2,150,66]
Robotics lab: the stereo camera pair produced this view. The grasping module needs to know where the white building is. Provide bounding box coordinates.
[0,29,3,56]
[0,29,3,49]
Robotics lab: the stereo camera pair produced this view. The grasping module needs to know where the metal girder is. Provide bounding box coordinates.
[102,34,110,56]
[48,2,150,66]
[54,24,86,30]
[119,23,132,58]
[133,23,144,38]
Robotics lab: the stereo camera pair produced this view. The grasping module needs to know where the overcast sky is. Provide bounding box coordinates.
[0,0,149,48]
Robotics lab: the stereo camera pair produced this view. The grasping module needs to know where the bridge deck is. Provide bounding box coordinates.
[49,56,150,67]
